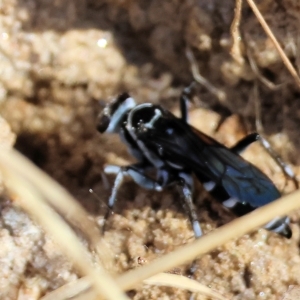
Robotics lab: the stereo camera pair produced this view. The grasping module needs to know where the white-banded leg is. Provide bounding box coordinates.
[103,163,164,232]
[233,131,295,191]
[259,137,299,189]
[176,172,203,281]
[231,134,294,238]
[177,172,202,238]
[264,216,292,238]
[253,84,298,189]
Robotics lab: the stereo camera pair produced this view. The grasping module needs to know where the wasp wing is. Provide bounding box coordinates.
[204,146,281,206]
[136,110,281,207]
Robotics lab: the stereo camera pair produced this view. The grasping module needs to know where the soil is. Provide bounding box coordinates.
[1,0,300,299]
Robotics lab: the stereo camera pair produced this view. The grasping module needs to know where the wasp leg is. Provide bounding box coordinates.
[264,216,292,238]
[180,82,196,123]
[103,163,164,232]
[230,133,260,154]
[232,133,298,189]
[176,172,202,280]
[259,137,299,189]
[177,173,202,238]
[104,163,163,208]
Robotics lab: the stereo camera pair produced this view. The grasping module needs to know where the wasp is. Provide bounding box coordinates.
[97,87,291,239]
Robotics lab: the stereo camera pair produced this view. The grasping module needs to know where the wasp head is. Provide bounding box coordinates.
[97,93,136,133]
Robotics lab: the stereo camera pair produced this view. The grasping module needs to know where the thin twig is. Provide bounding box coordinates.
[185,47,227,103]
[247,47,285,90]
[116,189,300,291]
[144,273,226,300]
[0,149,114,271]
[246,0,300,88]
[41,273,227,300]
[230,0,244,65]
[1,167,129,300]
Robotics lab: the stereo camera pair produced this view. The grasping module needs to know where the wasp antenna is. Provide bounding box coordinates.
[89,188,104,203]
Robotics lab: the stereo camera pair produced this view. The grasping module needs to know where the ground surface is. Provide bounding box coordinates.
[1,0,300,299]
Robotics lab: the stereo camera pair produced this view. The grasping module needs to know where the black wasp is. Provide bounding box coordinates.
[97,87,291,239]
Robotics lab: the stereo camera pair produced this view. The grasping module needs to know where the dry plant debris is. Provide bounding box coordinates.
[0,0,300,299]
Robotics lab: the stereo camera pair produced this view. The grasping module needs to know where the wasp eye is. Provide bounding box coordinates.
[97,115,110,133]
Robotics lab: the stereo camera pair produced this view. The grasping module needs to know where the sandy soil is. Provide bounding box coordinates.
[1,0,300,299]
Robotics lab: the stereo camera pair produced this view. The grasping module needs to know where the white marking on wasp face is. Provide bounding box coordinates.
[144,108,162,129]
[106,97,136,133]
[126,104,164,169]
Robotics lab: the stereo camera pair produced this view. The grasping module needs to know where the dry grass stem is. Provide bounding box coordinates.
[246,0,300,88]
[0,149,113,271]
[143,273,227,300]
[247,48,284,90]
[40,277,93,300]
[0,148,299,299]
[0,166,129,300]
[230,0,244,64]
[116,189,300,291]
[41,273,227,300]
[185,47,227,102]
